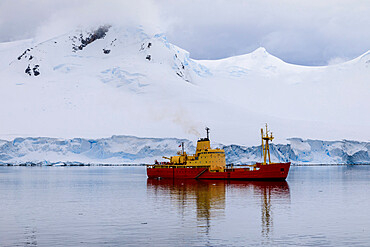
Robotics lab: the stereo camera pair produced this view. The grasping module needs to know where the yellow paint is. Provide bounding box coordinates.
[261,124,274,165]
[156,124,277,170]
[160,128,226,172]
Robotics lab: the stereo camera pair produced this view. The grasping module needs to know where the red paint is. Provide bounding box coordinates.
[147,162,290,180]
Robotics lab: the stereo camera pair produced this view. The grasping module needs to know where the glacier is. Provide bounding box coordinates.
[0,24,369,148]
[0,136,368,165]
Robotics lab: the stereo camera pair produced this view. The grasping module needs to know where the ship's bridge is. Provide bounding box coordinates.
[196,138,210,153]
[188,137,225,171]
[161,128,226,172]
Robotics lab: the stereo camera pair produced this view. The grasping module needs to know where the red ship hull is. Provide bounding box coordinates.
[147,162,290,180]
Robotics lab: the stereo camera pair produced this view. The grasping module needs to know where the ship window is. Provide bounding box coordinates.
[280,168,284,172]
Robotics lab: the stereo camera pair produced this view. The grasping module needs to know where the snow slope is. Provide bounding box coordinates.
[0,25,369,148]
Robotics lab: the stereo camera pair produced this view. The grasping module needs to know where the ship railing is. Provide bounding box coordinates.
[225,163,260,171]
[147,164,210,169]
[227,163,259,167]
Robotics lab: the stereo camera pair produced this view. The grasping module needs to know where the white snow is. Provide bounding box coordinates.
[0,24,369,151]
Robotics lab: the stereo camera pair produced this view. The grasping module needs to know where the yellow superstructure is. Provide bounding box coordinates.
[162,127,226,172]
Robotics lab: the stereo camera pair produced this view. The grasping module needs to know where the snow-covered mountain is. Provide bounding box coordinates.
[0,25,369,148]
[0,136,368,165]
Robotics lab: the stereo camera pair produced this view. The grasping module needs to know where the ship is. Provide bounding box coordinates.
[147,125,290,180]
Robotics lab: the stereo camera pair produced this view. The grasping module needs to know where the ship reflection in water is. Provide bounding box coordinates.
[254,181,290,238]
[147,179,290,239]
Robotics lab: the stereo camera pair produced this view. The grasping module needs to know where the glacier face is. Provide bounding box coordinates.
[0,136,368,165]
[224,138,370,165]
[0,136,195,165]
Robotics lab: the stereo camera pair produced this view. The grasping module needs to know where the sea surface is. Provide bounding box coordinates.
[0,165,369,247]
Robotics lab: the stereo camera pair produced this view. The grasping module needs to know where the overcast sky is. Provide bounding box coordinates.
[0,0,369,65]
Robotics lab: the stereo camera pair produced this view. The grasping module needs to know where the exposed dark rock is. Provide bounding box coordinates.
[24,64,40,76]
[18,49,30,60]
[29,55,33,60]
[103,49,111,54]
[72,25,111,52]
[140,42,152,51]
[33,65,40,76]
[146,55,151,61]
[25,65,31,76]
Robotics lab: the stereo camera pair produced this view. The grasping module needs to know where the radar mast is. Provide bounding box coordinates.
[261,124,274,165]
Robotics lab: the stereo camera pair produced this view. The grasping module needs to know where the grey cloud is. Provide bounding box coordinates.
[0,0,369,65]
[160,0,370,65]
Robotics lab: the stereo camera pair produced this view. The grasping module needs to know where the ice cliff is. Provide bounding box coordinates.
[0,136,368,165]
[224,138,369,165]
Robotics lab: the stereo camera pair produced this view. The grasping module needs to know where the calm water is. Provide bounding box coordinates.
[0,166,369,247]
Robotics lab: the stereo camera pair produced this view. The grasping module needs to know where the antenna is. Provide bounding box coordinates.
[205,127,210,139]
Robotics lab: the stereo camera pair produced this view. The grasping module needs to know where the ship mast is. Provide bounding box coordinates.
[261,124,274,165]
[205,127,210,140]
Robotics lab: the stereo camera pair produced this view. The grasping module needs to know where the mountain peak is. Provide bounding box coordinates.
[248,47,270,57]
[252,47,268,54]
[8,25,200,82]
